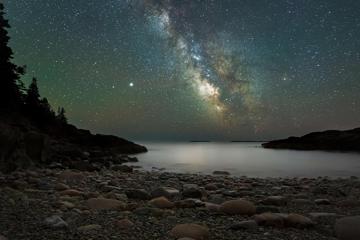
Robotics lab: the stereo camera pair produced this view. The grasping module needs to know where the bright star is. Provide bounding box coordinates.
[129,82,134,87]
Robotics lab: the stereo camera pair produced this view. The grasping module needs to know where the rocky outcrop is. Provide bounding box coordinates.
[262,127,360,151]
[0,118,147,173]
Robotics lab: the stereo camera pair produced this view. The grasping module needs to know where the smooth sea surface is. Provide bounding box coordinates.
[127,142,360,177]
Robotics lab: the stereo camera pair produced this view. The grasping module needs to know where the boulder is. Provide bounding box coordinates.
[44,215,68,228]
[115,219,134,230]
[182,188,203,199]
[204,183,217,191]
[55,183,70,191]
[86,198,125,210]
[262,196,287,206]
[149,197,174,209]
[170,223,209,240]
[59,189,84,197]
[202,201,219,210]
[335,216,360,240]
[254,213,285,228]
[151,187,180,199]
[285,213,314,228]
[220,199,256,216]
[125,189,150,200]
[183,184,199,190]
[175,199,204,208]
[230,220,258,231]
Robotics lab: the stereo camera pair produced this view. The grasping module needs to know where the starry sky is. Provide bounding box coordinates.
[3,0,360,141]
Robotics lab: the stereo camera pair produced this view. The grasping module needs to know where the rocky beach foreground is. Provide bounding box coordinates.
[1,165,360,240]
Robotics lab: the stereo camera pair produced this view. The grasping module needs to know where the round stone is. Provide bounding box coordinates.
[220,199,256,215]
[170,223,209,240]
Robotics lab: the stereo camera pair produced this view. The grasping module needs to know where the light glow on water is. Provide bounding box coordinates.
[128,142,360,177]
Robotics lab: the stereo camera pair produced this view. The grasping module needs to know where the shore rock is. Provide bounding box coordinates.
[151,187,180,199]
[285,214,314,228]
[170,223,209,240]
[220,199,256,215]
[262,196,287,206]
[149,196,174,209]
[55,183,69,191]
[175,198,205,208]
[86,198,125,210]
[254,213,285,228]
[44,215,68,228]
[125,189,151,200]
[204,183,217,191]
[59,189,84,197]
[182,187,203,199]
[115,219,134,230]
[335,216,360,240]
[230,220,258,231]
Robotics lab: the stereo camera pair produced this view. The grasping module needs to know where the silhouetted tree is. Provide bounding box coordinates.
[57,107,67,124]
[0,3,25,110]
[40,97,51,113]
[39,97,55,121]
[25,77,40,108]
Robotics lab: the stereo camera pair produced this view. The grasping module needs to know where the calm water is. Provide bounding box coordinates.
[127,142,360,177]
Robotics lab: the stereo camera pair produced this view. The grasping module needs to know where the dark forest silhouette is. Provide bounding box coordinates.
[0,3,66,125]
[0,2,146,173]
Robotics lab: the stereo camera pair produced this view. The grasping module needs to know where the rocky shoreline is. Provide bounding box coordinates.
[262,127,360,152]
[1,164,360,240]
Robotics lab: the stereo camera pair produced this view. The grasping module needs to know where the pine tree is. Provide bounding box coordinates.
[40,97,55,120]
[0,3,25,109]
[57,107,67,124]
[25,77,40,108]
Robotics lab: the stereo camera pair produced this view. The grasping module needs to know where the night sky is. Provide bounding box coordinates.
[3,0,360,141]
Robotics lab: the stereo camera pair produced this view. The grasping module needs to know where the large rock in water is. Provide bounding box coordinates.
[335,216,360,240]
[262,127,360,151]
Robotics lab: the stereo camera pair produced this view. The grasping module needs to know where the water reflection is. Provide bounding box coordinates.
[128,142,360,177]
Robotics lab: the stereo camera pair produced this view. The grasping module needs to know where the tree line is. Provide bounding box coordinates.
[0,3,67,125]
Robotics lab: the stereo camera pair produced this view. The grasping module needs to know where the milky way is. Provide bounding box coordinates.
[4,0,360,140]
[144,1,263,129]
